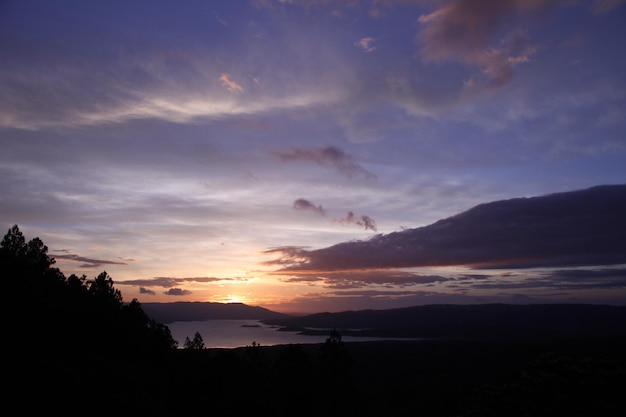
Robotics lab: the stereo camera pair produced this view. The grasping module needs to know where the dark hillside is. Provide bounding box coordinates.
[141,301,289,323]
[4,225,625,415]
[262,303,626,340]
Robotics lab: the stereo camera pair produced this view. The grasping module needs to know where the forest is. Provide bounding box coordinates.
[3,224,626,416]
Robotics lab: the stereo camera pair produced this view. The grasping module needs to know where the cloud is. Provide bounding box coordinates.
[272,146,377,179]
[417,0,547,88]
[164,288,192,296]
[334,211,378,231]
[272,288,552,313]
[293,198,326,215]
[263,246,310,268]
[117,276,238,288]
[465,267,626,292]
[268,185,626,271]
[139,287,156,295]
[219,73,244,93]
[53,253,128,268]
[591,0,626,15]
[282,269,452,289]
[355,37,377,52]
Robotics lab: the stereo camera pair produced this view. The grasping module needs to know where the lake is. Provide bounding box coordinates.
[166,319,418,348]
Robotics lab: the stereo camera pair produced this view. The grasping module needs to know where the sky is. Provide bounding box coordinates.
[1,0,625,314]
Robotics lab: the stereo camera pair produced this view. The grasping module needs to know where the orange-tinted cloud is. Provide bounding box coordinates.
[355,37,377,52]
[219,73,244,93]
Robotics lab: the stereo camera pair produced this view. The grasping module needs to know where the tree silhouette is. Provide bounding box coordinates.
[318,328,354,411]
[1,224,26,258]
[184,331,205,349]
[1,224,177,357]
[88,271,123,307]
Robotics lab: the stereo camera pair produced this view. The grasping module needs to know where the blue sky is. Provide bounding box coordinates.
[1,0,625,313]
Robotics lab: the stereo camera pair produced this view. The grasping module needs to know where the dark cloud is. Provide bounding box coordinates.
[275,288,556,313]
[417,0,547,88]
[269,185,626,271]
[283,275,325,284]
[272,146,376,179]
[456,274,491,281]
[545,267,626,282]
[293,198,326,215]
[139,287,156,295]
[263,246,310,268]
[117,276,238,288]
[282,270,452,289]
[466,267,626,292]
[334,211,377,231]
[164,288,192,296]
[53,253,127,268]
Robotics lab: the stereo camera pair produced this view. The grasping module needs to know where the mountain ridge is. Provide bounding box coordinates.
[261,303,626,340]
[142,301,626,341]
[141,301,289,324]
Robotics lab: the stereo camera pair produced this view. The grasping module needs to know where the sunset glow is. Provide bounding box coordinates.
[1,0,625,314]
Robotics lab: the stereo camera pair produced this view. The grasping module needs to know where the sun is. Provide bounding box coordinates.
[225,294,245,304]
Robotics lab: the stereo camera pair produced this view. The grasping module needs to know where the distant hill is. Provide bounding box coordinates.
[141,301,289,324]
[261,303,626,340]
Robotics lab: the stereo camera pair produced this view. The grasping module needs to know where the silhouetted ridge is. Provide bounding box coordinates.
[142,301,288,323]
[262,303,626,340]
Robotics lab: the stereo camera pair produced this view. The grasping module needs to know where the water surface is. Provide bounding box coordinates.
[167,319,417,348]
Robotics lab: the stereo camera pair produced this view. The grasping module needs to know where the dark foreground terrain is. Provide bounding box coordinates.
[4,224,625,416]
[13,333,626,416]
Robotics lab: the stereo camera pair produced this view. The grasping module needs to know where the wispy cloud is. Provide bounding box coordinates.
[355,37,377,52]
[466,267,626,292]
[263,246,310,268]
[219,73,244,93]
[272,146,377,179]
[117,276,243,288]
[53,252,128,268]
[282,269,452,289]
[333,211,377,231]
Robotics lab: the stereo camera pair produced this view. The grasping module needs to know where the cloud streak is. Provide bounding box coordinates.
[117,276,242,288]
[282,269,452,289]
[53,252,128,268]
[273,146,377,179]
